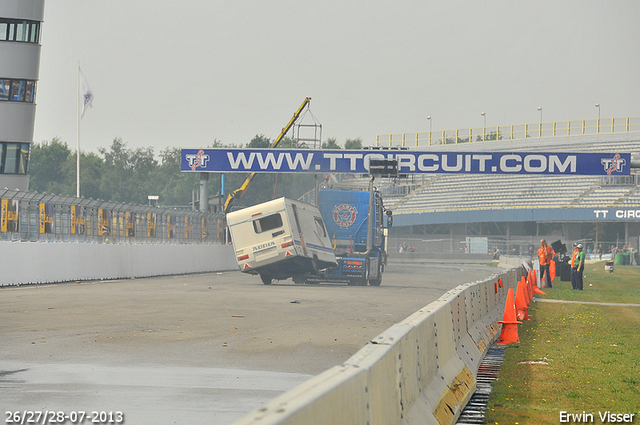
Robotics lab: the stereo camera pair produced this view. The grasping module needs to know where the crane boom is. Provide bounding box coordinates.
[223,97,312,213]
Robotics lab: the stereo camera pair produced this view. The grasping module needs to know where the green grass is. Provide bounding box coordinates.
[539,261,640,304]
[486,263,640,425]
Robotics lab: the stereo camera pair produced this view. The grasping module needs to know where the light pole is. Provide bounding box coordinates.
[538,107,542,137]
[427,116,432,132]
[595,103,600,133]
[481,112,486,140]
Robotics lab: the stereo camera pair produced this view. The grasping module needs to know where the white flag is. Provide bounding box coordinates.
[79,67,94,118]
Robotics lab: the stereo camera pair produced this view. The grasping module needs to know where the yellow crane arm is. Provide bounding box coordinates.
[223,97,311,213]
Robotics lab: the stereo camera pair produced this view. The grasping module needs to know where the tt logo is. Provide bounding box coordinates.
[601,154,625,175]
[186,150,210,170]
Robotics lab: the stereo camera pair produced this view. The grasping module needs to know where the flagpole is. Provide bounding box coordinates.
[76,61,81,198]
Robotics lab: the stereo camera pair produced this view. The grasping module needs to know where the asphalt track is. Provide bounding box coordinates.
[1,259,500,425]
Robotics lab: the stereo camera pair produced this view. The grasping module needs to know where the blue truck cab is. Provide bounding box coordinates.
[310,188,389,286]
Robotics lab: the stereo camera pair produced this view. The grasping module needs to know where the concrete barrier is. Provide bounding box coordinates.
[498,255,529,269]
[232,266,523,425]
[0,241,236,286]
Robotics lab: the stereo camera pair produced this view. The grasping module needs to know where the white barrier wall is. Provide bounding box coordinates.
[232,265,524,425]
[0,241,237,286]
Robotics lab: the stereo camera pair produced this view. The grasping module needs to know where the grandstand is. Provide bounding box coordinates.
[328,131,640,254]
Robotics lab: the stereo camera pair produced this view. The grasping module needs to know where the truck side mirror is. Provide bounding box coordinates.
[386,210,393,228]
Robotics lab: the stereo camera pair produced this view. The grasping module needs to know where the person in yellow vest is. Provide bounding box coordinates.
[538,239,556,288]
[570,242,579,289]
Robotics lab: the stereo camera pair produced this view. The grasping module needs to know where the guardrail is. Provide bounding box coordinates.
[232,259,526,425]
[0,188,225,244]
[377,116,640,147]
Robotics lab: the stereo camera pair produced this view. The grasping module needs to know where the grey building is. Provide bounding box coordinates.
[0,0,44,191]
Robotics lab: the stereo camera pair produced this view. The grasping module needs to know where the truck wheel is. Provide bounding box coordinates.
[369,264,382,286]
[260,274,274,285]
[369,276,382,286]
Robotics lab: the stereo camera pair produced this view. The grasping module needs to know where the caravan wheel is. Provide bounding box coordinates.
[260,274,274,285]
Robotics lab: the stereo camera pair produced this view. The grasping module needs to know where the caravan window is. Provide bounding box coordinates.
[253,213,283,234]
[314,217,327,237]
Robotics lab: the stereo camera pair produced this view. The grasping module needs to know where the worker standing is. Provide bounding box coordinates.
[572,243,586,290]
[538,239,556,288]
[570,242,579,289]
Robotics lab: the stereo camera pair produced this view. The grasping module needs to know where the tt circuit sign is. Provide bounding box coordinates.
[181,149,630,176]
[594,209,640,220]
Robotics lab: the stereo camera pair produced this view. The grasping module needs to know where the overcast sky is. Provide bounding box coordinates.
[33,0,640,155]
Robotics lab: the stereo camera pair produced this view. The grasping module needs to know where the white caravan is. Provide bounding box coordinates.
[227,198,337,284]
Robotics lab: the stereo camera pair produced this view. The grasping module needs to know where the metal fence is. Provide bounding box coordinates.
[387,235,638,257]
[377,116,640,147]
[0,188,226,244]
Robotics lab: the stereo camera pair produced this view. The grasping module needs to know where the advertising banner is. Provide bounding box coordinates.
[98,209,111,236]
[184,216,192,239]
[115,213,122,237]
[167,215,175,239]
[39,203,54,234]
[1,199,19,233]
[71,205,85,235]
[202,217,208,239]
[181,148,630,176]
[126,212,135,237]
[147,213,157,238]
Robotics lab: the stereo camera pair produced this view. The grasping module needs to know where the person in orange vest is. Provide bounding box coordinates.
[570,242,579,289]
[538,239,556,288]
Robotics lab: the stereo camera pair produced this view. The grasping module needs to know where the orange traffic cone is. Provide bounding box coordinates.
[497,288,522,344]
[529,269,546,295]
[494,278,504,294]
[520,276,530,308]
[532,282,546,295]
[516,281,529,321]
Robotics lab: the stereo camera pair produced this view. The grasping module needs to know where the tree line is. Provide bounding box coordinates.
[28,135,363,210]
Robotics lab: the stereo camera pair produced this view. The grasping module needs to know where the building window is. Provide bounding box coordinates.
[0,79,9,101]
[0,142,30,175]
[0,19,40,44]
[25,81,35,102]
[19,143,29,173]
[11,80,25,101]
[0,78,36,103]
